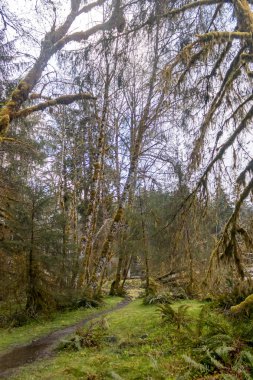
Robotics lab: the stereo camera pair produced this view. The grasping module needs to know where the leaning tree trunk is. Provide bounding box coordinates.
[120,254,133,291]
[109,232,127,295]
[0,0,122,137]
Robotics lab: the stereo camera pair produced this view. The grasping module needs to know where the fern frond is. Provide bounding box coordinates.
[206,350,225,369]
[215,345,234,364]
[202,333,233,350]
[182,354,207,373]
[239,350,253,368]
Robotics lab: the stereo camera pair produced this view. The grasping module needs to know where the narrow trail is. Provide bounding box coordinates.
[0,298,131,379]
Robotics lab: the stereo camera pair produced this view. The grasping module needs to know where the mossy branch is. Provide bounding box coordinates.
[163,0,226,18]
[197,31,252,42]
[208,177,253,278]
[190,47,244,169]
[231,294,253,314]
[13,93,96,119]
[0,0,120,137]
[195,105,253,187]
[237,159,253,186]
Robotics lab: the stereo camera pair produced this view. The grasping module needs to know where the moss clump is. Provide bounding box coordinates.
[114,206,124,223]
[0,113,10,134]
[12,81,30,102]
[231,294,253,315]
[241,53,253,62]
[18,80,30,92]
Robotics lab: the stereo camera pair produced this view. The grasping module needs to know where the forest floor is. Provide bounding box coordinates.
[0,297,127,378]
[0,295,204,380]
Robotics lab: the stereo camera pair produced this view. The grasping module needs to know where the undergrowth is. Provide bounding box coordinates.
[0,291,104,328]
[160,302,253,379]
[7,297,253,380]
[58,317,109,351]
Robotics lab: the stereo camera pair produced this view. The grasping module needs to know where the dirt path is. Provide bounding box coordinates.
[0,298,130,379]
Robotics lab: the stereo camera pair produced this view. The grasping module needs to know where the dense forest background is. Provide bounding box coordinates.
[0,0,253,321]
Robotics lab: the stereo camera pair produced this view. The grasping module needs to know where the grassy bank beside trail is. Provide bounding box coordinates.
[11,299,204,380]
[0,297,122,353]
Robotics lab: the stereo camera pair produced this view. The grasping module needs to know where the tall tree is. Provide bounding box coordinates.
[157,0,253,275]
[0,0,126,138]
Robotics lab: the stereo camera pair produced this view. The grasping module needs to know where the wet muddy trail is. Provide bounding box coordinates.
[0,299,130,379]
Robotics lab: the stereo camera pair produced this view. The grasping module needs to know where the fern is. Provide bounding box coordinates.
[206,350,225,370]
[143,292,172,305]
[182,354,207,373]
[239,350,253,368]
[110,371,124,380]
[58,317,109,351]
[201,333,233,350]
[215,345,235,364]
[158,304,190,330]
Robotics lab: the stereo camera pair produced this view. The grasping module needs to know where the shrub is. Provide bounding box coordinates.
[143,292,172,305]
[213,278,253,310]
[173,305,253,379]
[58,317,109,351]
[55,290,103,311]
[158,304,190,330]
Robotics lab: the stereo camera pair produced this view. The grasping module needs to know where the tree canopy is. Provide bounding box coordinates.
[0,0,252,315]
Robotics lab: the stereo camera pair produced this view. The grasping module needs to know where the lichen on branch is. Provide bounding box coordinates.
[13,93,96,119]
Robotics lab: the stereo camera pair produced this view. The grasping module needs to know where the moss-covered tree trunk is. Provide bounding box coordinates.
[110,255,123,296]
[103,22,163,297]
[78,59,112,288]
[139,190,150,294]
[25,198,44,316]
[0,0,121,137]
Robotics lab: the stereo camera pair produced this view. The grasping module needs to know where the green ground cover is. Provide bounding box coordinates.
[0,297,121,353]
[4,296,253,379]
[10,299,204,380]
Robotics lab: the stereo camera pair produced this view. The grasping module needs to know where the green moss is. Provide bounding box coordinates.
[114,206,124,223]
[241,53,253,62]
[0,113,10,133]
[18,81,30,91]
[231,294,253,314]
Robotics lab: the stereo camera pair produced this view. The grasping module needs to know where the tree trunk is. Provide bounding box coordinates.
[90,21,161,297]
[25,198,44,316]
[78,57,112,288]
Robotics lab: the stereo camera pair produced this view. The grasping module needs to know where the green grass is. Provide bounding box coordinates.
[0,297,121,353]
[10,299,205,380]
